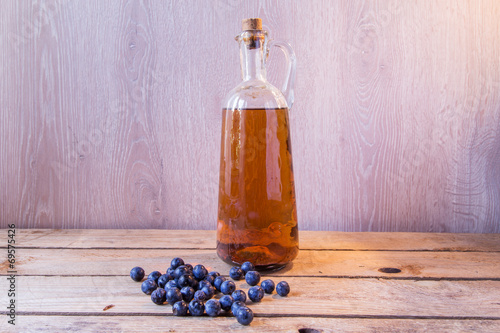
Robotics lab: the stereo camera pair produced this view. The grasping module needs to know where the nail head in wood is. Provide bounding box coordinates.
[298,329,323,333]
[378,267,402,274]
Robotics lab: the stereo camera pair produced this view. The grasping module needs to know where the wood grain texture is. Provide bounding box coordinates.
[9,316,500,333]
[1,276,499,317]
[6,229,500,251]
[6,248,500,279]
[1,0,499,231]
[1,230,500,332]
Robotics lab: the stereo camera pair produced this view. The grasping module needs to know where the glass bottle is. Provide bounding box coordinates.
[216,18,298,271]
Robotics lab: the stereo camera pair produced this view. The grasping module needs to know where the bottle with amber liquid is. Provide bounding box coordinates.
[217,18,298,271]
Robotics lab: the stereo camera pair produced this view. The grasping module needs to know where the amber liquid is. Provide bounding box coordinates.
[216,107,299,270]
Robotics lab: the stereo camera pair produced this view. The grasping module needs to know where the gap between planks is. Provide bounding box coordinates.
[2,312,500,321]
[5,230,500,252]
[7,316,500,333]
[5,246,500,253]
[3,274,500,282]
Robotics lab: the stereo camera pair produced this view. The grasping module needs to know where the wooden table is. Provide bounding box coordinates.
[1,230,500,332]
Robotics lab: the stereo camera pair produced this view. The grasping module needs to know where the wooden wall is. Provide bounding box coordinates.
[1,0,499,232]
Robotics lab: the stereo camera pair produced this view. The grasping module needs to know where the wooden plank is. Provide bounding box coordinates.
[6,229,500,251]
[5,248,500,279]
[2,276,499,318]
[9,315,500,333]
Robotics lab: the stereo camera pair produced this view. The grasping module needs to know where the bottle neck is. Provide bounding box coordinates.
[238,31,267,81]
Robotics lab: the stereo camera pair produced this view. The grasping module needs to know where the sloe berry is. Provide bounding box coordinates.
[241,261,255,274]
[193,264,208,280]
[165,280,178,289]
[173,265,191,280]
[248,286,264,302]
[170,257,184,269]
[172,300,188,316]
[157,274,171,288]
[193,290,206,302]
[130,267,145,282]
[261,279,275,294]
[229,266,244,280]
[166,287,182,305]
[245,270,261,286]
[236,306,254,325]
[147,271,162,284]
[177,274,196,289]
[276,281,290,297]
[205,299,222,317]
[231,290,247,303]
[219,295,234,312]
[198,280,211,291]
[180,286,195,302]
[220,280,236,295]
[141,279,157,295]
[151,288,166,305]
[189,299,205,316]
[204,274,215,285]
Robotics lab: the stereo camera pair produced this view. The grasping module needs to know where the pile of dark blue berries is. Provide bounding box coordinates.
[130,258,290,326]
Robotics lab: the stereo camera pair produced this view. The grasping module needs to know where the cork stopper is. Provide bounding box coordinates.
[242,18,262,30]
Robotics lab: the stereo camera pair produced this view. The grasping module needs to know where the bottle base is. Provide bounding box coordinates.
[216,241,298,272]
[217,252,292,272]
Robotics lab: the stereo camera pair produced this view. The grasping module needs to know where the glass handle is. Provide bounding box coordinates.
[269,40,296,110]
